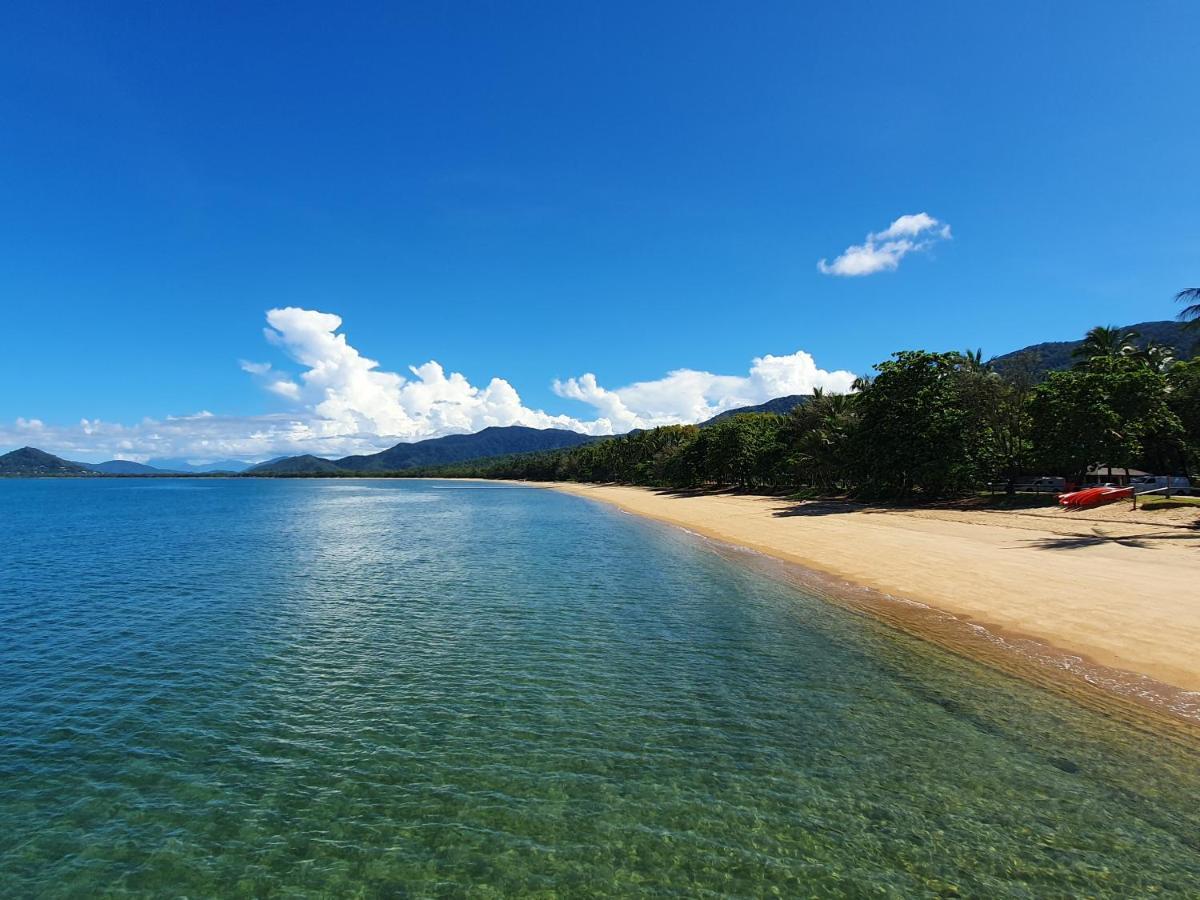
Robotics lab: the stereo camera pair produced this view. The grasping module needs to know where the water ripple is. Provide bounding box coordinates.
[1,478,1199,897]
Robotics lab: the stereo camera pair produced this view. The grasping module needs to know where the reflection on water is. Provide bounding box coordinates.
[1,478,1198,896]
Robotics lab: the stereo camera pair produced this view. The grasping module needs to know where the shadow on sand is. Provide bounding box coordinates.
[770,493,1062,519]
[1021,527,1200,552]
[770,500,872,517]
[641,487,870,517]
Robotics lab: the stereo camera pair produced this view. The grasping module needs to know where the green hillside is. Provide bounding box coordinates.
[990,320,1196,379]
[0,447,97,476]
[700,395,810,426]
[252,426,596,475]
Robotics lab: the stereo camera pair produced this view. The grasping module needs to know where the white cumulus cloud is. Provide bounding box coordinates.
[3,307,856,462]
[255,307,606,440]
[554,350,857,432]
[818,212,951,277]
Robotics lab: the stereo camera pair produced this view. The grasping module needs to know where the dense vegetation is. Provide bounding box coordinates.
[406,323,1200,499]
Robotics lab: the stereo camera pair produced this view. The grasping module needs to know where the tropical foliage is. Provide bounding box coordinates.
[405,321,1199,498]
[1179,288,1200,330]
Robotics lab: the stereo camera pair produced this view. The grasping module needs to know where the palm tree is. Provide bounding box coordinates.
[1071,325,1140,370]
[785,389,857,491]
[1134,340,1176,374]
[850,374,873,393]
[1178,288,1200,330]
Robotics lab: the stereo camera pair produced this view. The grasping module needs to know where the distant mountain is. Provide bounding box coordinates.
[339,426,596,472]
[0,447,97,476]
[146,457,255,473]
[248,454,345,475]
[700,395,810,427]
[990,320,1197,378]
[85,460,179,475]
[251,426,597,475]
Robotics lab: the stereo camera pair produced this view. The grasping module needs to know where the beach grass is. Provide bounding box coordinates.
[1139,495,1200,510]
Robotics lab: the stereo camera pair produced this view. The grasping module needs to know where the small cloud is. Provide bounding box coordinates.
[243,359,301,401]
[266,379,301,399]
[818,212,951,277]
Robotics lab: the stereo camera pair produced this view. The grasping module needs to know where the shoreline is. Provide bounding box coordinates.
[528,481,1200,732]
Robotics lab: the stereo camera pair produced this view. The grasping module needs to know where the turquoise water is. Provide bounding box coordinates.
[1,479,1198,897]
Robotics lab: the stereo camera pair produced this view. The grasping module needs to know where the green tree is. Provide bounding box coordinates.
[1168,359,1200,472]
[962,348,986,371]
[702,414,786,488]
[1071,326,1141,371]
[970,352,1036,493]
[630,425,698,485]
[783,389,857,491]
[850,351,996,498]
[1133,341,1177,374]
[1029,367,1182,482]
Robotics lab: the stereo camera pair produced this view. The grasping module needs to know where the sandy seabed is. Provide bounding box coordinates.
[533,482,1200,728]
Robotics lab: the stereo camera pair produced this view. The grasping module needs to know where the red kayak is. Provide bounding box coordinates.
[1058,486,1133,508]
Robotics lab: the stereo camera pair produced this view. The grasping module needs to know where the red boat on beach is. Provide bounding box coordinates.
[1058,486,1134,509]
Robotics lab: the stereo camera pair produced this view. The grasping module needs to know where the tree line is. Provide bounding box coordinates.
[405,313,1200,499]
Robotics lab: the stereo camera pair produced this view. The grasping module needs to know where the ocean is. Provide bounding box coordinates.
[2,478,1198,896]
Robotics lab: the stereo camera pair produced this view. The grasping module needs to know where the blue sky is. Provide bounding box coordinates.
[2,2,1197,461]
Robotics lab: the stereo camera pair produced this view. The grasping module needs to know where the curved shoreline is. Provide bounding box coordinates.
[528,481,1200,735]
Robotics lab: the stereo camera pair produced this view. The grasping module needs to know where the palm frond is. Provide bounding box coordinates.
[1178,287,1200,329]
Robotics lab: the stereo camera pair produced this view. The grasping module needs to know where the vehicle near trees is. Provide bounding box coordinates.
[1129,474,1196,496]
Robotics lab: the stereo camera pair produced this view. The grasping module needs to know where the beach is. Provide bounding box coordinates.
[541,483,1200,699]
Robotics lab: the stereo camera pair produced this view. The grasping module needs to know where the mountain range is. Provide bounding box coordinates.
[989,319,1195,377]
[247,426,596,475]
[0,449,240,476]
[0,429,596,478]
[89,460,180,475]
[5,320,1194,477]
[0,447,101,476]
[699,394,810,425]
[146,457,258,473]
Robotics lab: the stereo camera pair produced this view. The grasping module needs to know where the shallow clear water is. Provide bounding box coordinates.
[1,479,1198,897]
